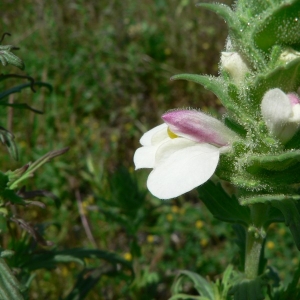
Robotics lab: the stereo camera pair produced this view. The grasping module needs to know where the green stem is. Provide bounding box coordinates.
[245,230,264,279]
[244,203,267,279]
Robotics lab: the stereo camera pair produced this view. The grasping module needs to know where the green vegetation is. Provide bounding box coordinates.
[0,0,297,299]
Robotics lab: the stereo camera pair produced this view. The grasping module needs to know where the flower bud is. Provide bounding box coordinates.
[279,48,300,64]
[221,52,249,85]
[261,88,300,143]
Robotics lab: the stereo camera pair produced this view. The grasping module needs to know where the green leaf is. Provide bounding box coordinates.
[18,187,61,209]
[238,150,300,187]
[271,200,300,250]
[0,258,25,300]
[64,268,105,300]
[0,81,52,101]
[171,74,238,113]
[240,196,300,249]
[169,294,207,300]
[248,56,300,109]
[240,194,300,206]
[172,270,215,300]
[244,150,300,173]
[0,45,24,70]
[0,250,15,259]
[273,263,300,299]
[197,180,250,225]
[0,172,9,190]
[0,127,18,160]
[0,173,25,205]
[64,264,133,300]
[229,277,265,300]
[221,265,235,298]
[10,218,52,246]
[197,3,266,70]
[234,0,273,18]
[232,224,246,271]
[8,148,69,190]
[264,206,285,226]
[197,3,238,36]
[21,248,133,274]
[2,189,25,205]
[253,0,300,52]
[0,102,42,114]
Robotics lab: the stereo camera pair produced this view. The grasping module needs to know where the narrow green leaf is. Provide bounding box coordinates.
[0,127,18,160]
[0,250,14,259]
[169,294,207,300]
[197,3,238,36]
[0,258,25,300]
[0,82,52,101]
[18,187,61,209]
[9,148,69,189]
[240,194,300,206]
[172,270,215,300]
[21,248,133,274]
[221,265,235,298]
[198,180,250,225]
[171,74,238,113]
[0,102,42,114]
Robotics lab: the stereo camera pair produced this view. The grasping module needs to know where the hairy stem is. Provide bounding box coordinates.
[244,203,267,279]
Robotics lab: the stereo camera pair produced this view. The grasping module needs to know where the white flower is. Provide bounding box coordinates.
[261,88,300,143]
[134,110,237,199]
[221,51,249,85]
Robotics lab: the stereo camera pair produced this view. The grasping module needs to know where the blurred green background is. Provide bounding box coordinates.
[0,0,298,299]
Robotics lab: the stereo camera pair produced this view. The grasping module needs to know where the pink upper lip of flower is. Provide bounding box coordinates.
[162,109,237,147]
[288,93,300,106]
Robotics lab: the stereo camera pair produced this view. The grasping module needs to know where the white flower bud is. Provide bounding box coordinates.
[261,88,300,143]
[221,52,249,85]
[279,48,300,64]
